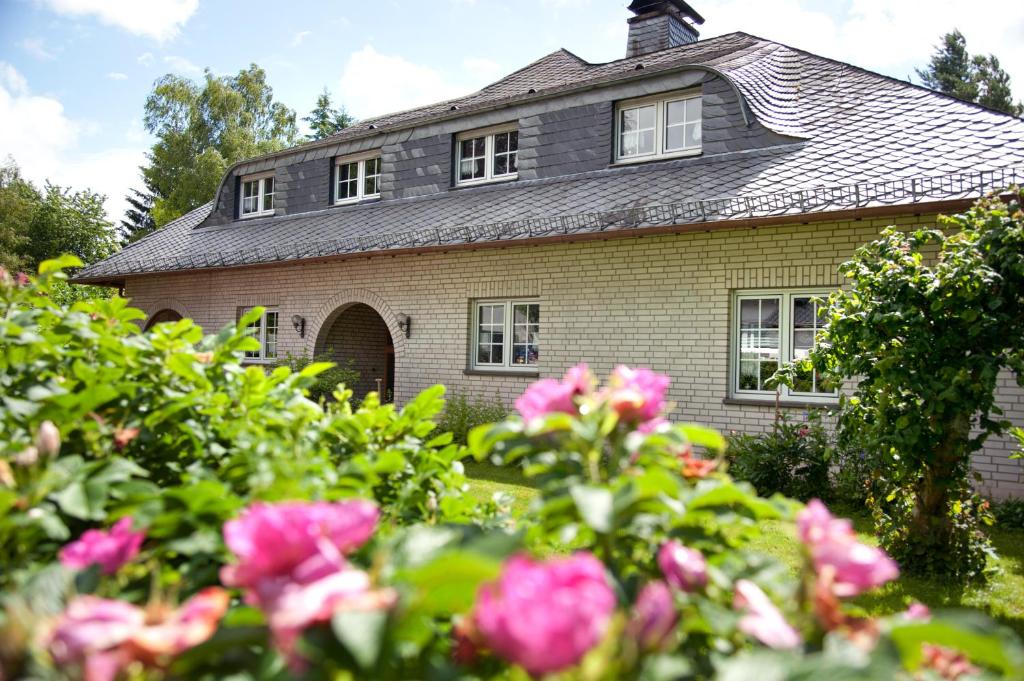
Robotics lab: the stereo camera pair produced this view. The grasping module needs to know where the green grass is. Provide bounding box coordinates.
[463,464,1024,637]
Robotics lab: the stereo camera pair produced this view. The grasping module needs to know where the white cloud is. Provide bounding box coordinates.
[338,46,471,119]
[0,61,145,224]
[106,72,128,81]
[40,0,199,42]
[137,52,154,67]
[20,37,58,61]
[698,0,1024,92]
[163,55,202,75]
[290,30,312,47]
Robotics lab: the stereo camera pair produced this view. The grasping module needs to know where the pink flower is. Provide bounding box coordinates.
[59,517,145,575]
[902,602,931,621]
[47,589,228,681]
[220,500,393,657]
[629,581,678,651]
[473,552,615,676]
[797,500,899,597]
[605,366,670,424]
[658,541,708,592]
[733,580,801,649]
[515,364,593,421]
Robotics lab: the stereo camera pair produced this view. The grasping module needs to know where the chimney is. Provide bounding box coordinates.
[626,0,705,58]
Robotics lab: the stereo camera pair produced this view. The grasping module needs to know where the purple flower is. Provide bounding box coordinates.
[629,581,678,651]
[797,499,899,597]
[59,518,145,575]
[657,541,708,592]
[605,366,670,424]
[515,364,593,421]
[733,580,801,650]
[473,552,615,676]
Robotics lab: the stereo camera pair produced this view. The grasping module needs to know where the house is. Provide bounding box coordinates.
[75,1,1024,498]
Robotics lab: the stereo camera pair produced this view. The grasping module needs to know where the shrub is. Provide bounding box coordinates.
[726,414,832,501]
[437,391,508,444]
[992,497,1024,530]
[275,350,360,403]
[1,263,1022,680]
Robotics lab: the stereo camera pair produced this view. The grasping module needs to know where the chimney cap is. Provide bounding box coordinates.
[627,0,705,25]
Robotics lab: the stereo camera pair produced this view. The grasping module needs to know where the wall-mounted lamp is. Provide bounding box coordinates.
[291,314,306,338]
[396,313,411,339]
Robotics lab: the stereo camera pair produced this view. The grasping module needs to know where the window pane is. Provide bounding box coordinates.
[494,155,507,176]
[684,122,701,148]
[620,131,638,157]
[508,131,518,151]
[495,132,508,154]
[512,303,539,366]
[264,311,278,359]
[621,108,638,132]
[262,178,274,211]
[665,125,685,152]
[684,97,701,122]
[638,130,655,154]
[666,99,686,126]
[737,297,780,392]
[244,312,261,358]
[476,304,505,365]
[473,158,485,178]
[637,104,655,130]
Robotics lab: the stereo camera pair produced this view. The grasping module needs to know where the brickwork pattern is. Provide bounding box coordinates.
[127,216,1024,498]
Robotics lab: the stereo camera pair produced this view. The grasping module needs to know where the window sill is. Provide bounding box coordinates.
[464,368,540,378]
[334,196,381,207]
[612,149,702,166]
[450,175,518,191]
[722,397,837,410]
[239,211,275,220]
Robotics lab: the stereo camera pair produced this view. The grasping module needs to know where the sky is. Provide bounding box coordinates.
[1,0,1022,225]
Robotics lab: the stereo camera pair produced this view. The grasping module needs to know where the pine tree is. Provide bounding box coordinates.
[917,30,1022,117]
[119,187,156,244]
[303,89,354,141]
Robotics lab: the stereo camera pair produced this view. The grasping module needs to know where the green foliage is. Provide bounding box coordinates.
[726,414,832,502]
[275,351,360,404]
[118,187,156,244]
[0,161,117,271]
[992,498,1024,530]
[805,189,1024,579]
[916,29,1023,116]
[142,64,298,226]
[437,391,508,445]
[302,88,354,141]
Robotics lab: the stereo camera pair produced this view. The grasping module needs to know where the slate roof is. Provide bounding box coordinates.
[77,32,1024,283]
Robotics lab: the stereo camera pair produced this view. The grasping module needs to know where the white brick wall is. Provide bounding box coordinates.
[126,214,1024,499]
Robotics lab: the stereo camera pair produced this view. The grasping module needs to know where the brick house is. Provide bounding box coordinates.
[75,1,1024,497]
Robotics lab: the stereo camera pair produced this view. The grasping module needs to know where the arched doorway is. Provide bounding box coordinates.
[314,303,395,402]
[144,308,183,330]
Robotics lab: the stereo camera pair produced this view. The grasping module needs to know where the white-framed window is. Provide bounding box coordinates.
[731,290,837,403]
[456,125,518,186]
[615,90,702,163]
[243,308,278,362]
[472,300,539,370]
[335,153,382,204]
[240,174,275,217]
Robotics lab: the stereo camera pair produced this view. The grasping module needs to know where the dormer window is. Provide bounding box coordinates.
[615,90,702,163]
[240,173,275,218]
[456,124,518,186]
[335,153,382,204]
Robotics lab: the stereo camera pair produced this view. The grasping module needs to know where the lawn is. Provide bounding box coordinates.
[464,463,1024,637]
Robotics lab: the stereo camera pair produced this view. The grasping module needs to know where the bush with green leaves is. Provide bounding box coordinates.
[2,262,1022,680]
[793,190,1024,579]
[437,391,508,445]
[275,351,360,404]
[725,414,832,502]
[991,497,1024,530]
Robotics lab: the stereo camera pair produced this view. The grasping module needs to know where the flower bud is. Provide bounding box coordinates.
[36,421,61,458]
[658,540,708,592]
[14,446,39,467]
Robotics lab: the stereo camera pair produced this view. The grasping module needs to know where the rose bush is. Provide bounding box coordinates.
[1,260,1022,680]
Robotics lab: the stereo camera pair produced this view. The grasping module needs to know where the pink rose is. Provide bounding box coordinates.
[473,552,615,676]
[733,580,802,649]
[605,366,670,424]
[220,500,393,658]
[902,602,931,621]
[797,499,899,597]
[47,589,228,681]
[59,517,145,575]
[629,581,678,651]
[658,541,708,592]
[515,363,593,421]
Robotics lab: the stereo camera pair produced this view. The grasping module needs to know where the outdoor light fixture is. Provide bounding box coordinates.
[292,314,306,338]
[397,313,411,338]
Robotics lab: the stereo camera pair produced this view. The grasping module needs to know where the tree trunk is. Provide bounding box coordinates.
[911,412,971,543]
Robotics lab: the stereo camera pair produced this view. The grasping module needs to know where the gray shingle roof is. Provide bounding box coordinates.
[77,32,1024,283]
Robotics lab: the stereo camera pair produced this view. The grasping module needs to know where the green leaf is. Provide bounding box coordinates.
[331,609,388,670]
[570,484,614,533]
[890,613,1024,675]
[400,550,501,615]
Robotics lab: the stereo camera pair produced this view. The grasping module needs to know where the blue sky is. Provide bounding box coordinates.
[1,0,1022,223]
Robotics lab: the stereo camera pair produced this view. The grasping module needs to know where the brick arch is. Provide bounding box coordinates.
[307,288,407,359]
[141,299,191,329]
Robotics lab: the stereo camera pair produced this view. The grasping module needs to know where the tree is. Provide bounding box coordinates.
[141,64,298,227]
[302,88,354,140]
[119,187,156,244]
[805,190,1024,579]
[917,30,1023,116]
[0,160,118,272]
